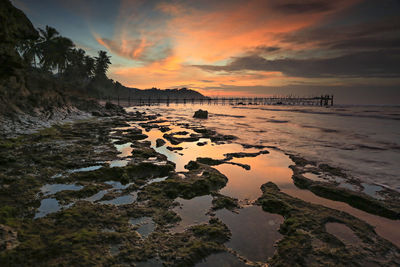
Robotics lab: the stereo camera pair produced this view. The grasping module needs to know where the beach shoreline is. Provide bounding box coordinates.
[1,105,399,266]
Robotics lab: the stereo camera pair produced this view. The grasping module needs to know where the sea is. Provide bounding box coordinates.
[129,103,400,191]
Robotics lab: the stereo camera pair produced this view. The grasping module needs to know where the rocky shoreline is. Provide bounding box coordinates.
[0,106,399,266]
[0,100,126,138]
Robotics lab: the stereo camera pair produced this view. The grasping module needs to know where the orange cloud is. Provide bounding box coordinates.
[159,0,361,62]
[103,0,361,94]
[93,32,152,60]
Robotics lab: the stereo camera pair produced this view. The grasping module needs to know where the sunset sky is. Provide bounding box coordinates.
[13,0,400,104]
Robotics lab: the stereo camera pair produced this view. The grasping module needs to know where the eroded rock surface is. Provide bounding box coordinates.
[193,109,208,119]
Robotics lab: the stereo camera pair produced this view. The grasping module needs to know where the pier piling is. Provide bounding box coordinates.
[109,95,334,107]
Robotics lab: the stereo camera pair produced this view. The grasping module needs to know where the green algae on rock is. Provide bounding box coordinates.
[256,182,400,266]
[288,154,400,220]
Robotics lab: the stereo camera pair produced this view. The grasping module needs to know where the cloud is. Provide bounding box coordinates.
[16,0,400,103]
[156,0,360,62]
[193,50,400,78]
[280,16,400,50]
[95,37,151,60]
[328,37,400,50]
[252,46,281,53]
[156,1,185,15]
[85,0,399,104]
[273,1,333,14]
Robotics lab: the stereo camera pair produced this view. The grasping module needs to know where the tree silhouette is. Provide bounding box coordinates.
[35,26,74,74]
[84,55,95,79]
[14,23,116,95]
[65,48,85,79]
[37,26,60,71]
[52,36,74,74]
[17,39,39,67]
[94,50,111,78]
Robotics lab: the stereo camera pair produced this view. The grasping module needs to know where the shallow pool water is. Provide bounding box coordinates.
[216,206,283,262]
[84,189,108,202]
[35,198,62,219]
[216,151,293,201]
[135,258,163,267]
[128,114,400,248]
[361,182,383,199]
[129,216,156,238]
[171,195,213,233]
[325,222,362,245]
[196,252,247,267]
[100,192,137,206]
[69,165,103,173]
[40,183,83,196]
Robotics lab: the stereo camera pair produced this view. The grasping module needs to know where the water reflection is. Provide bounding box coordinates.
[128,104,400,191]
[361,183,383,199]
[40,183,83,196]
[99,192,137,206]
[216,206,283,262]
[171,195,213,232]
[129,110,400,247]
[135,258,163,267]
[129,217,155,238]
[35,198,61,219]
[216,151,293,201]
[143,126,259,172]
[196,252,247,267]
[69,165,102,173]
[325,222,362,246]
[114,142,133,158]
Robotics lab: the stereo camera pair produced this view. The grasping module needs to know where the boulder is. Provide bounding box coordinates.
[105,102,126,114]
[156,138,166,147]
[166,146,183,151]
[193,109,208,119]
[197,141,207,146]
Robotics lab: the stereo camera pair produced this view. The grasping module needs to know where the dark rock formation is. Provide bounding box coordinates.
[193,109,208,119]
[105,101,126,115]
[166,146,183,151]
[159,126,171,132]
[163,133,200,145]
[0,0,38,77]
[156,138,166,147]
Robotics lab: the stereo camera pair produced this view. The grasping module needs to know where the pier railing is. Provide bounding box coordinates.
[103,95,334,107]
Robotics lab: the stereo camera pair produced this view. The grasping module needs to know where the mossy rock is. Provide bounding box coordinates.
[256,182,400,266]
[211,195,239,211]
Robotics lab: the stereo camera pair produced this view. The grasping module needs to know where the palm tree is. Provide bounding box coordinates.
[68,48,85,66]
[37,26,60,71]
[17,39,39,67]
[35,26,75,74]
[38,26,59,43]
[84,55,95,79]
[94,50,111,78]
[52,36,74,74]
[65,48,86,80]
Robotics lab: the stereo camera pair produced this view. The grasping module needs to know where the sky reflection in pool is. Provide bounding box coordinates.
[129,217,155,238]
[171,195,213,233]
[196,252,247,267]
[216,206,283,262]
[34,198,61,219]
[40,183,83,196]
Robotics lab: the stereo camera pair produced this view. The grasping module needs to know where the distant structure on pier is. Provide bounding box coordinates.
[105,95,334,107]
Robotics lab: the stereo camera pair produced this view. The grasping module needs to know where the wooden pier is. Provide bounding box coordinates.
[106,95,334,107]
